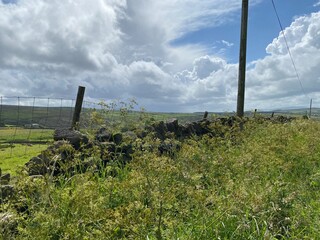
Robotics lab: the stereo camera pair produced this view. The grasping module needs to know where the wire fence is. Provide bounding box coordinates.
[1,94,318,168]
[0,96,74,162]
[0,95,188,163]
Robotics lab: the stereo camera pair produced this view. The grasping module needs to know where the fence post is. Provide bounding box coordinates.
[309,98,312,119]
[203,111,208,120]
[71,86,85,130]
[0,96,2,127]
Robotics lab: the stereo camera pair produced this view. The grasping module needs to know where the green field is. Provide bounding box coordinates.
[0,105,74,128]
[0,144,48,175]
[0,128,53,175]
[0,128,53,143]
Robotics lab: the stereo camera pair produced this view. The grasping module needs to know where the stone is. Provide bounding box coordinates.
[25,156,49,176]
[99,142,117,161]
[151,121,167,140]
[95,128,112,142]
[158,140,181,156]
[0,173,10,185]
[0,185,14,201]
[120,143,134,160]
[217,117,236,127]
[54,129,89,149]
[180,122,195,137]
[166,118,179,133]
[123,131,138,141]
[111,133,123,145]
[0,212,18,237]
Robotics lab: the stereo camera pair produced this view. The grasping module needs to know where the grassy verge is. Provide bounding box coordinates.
[2,119,320,239]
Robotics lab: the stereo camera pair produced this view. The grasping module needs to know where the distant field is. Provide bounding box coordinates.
[0,105,74,128]
[0,143,48,175]
[0,127,53,143]
[1,103,319,128]
[0,128,53,175]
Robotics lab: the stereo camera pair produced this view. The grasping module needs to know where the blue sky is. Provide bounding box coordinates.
[172,0,318,62]
[1,0,17,4]
[0,0,320,112]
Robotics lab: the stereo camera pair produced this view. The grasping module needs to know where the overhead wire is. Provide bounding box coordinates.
[270,0,309,98]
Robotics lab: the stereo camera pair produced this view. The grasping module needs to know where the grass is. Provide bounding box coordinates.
[0,105,74,128]
[0,144,49,175]
[0,128,53,175]
[2,118,320,239]
[0,128,53,143]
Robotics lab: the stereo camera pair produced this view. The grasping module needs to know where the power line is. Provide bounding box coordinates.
[271,0,308,98]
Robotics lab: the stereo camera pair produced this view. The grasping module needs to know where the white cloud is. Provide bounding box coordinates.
[0,0,319,112]
[221,40,234,48]
[314,1,320,7]
[246,12,320,110]
[190,56,227,80]
[0,0,125,70]
[0,0,246,110]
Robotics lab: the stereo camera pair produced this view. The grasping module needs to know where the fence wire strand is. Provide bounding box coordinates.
[25,97,36,155]
[0,96,78,160]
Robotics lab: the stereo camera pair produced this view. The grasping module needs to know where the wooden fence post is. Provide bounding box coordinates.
[309,99,312,119]
[203,111,208,119]
[71,86,85,130]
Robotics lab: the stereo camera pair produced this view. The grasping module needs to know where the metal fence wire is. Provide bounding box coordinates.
[0,96,155,160]
[0,96,77,160]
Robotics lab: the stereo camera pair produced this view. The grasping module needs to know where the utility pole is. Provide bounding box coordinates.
[236,0,249,117]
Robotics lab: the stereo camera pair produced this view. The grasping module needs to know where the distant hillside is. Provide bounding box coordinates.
[1,104,318,129]
[0,105,206,129]
[0,105,74,128]
[258,108,320,118]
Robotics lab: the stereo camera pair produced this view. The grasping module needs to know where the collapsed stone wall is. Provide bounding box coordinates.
[22,117,234,177]
[23,115,295,177]
[0,115,296,204]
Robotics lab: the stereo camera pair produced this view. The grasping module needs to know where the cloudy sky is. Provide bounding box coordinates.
[0,0,320,112]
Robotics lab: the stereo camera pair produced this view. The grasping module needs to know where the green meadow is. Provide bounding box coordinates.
[0,144,49,175]
[0,128,53,175]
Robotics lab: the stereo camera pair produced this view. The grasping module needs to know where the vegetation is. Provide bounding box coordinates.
[0,128,53,143]
[0,105,74,129]
[1,117,320,239]
[0,128,53,175]
[0,144,48,175]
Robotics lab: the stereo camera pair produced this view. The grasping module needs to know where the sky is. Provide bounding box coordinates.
[0,0,320,112]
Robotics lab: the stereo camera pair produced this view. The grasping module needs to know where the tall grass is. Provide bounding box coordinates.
[2,119,320,239]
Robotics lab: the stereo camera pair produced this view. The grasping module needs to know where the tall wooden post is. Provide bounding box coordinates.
[236,0,249,117]
[72,86,85,130]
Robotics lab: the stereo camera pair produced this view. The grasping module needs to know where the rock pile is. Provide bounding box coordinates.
[23,116,295,177]
[0,170,14,203]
